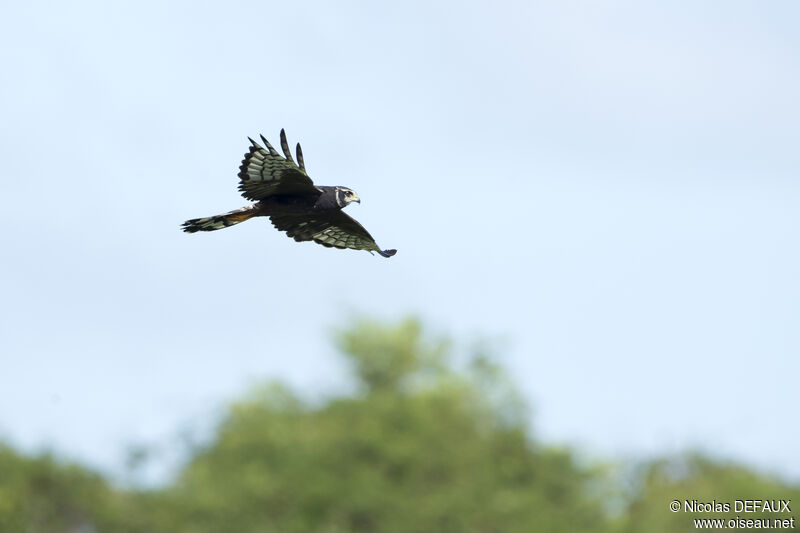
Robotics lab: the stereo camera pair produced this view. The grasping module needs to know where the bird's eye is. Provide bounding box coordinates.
[346,191,353,196]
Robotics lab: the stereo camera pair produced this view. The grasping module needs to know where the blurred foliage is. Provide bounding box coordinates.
[0,318,797,532]
[0,445,127,533]
[616,455,800,532]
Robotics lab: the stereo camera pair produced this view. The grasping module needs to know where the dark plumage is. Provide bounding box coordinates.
[182,129,396,258]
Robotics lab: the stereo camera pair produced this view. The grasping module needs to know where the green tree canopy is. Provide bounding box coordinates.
[1,318,797,532]
[0,445,122,533]
[161,317,607,532]
[617,454,800,532]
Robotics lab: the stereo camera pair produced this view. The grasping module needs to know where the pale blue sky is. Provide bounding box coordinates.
[1,1,798,482]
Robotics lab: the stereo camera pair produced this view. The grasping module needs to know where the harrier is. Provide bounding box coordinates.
[182,129,396,258]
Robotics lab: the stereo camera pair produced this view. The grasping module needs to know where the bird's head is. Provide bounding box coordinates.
[335,187,360,208]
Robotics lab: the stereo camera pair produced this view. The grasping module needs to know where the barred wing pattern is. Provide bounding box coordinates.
[238,129,319,201]
[184,129,397,258]
[269,210,396,257]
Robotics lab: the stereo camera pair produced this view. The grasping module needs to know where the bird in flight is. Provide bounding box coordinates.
[182,129,396,258]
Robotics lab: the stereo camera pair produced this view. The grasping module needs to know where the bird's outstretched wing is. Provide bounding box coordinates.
[269,209,397,257]
[238,129,320,201]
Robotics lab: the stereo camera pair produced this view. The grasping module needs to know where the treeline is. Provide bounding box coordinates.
[2,319,796,532]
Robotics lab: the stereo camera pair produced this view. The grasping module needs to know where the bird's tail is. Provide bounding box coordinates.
[181,205,258,233]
